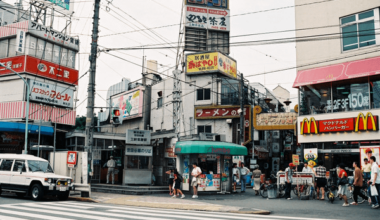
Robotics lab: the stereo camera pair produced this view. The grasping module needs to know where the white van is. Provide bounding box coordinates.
[0,154,74,201]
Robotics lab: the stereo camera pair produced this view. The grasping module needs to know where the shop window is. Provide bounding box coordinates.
[332,78,369,113]
[341,9,378,51]
[299,83,332,116]
[0,159,13,171]
[198,125,212,134]
[126,156,149,169]
[197,88,211,101]
[370,75,380,109]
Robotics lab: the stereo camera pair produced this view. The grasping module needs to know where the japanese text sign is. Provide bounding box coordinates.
[186,52,237,78]
[253,106,297,130]
[185,6,230,31]
[125,146,153,157]
[0,56,24,75]
[126,129,151,145]
[28,79,74,108]
[16,29,26,54]
[292,155,300,166]
[67,151,77,168]
[186,0,229,9]
[45,0,71,11]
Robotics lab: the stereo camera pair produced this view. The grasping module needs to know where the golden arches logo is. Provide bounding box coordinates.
[355,112,377,132]
[300,117,318,135]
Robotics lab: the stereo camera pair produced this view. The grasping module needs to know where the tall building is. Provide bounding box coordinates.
[293,0,380,170]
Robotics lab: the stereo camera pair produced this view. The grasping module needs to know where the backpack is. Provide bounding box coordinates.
[177,174,183,182]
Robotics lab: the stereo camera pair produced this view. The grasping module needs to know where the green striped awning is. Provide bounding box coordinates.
[175,141,247,156]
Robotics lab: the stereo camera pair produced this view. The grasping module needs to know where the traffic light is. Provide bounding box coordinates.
[112,108,121,125]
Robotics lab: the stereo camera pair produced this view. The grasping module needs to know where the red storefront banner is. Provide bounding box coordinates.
[318,118,355,133]
[195,105,251,145]
[293,56,380,87]
[0,56,79,85]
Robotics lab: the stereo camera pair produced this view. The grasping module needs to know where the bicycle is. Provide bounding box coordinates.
[325,178,338,204]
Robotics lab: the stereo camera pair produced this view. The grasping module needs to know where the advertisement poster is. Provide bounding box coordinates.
[111,88,143,121]
[29,79,74,108]
[360,146,380,169]
[292,155,300,165]
[304,148,318,168]
[198,174,221,191]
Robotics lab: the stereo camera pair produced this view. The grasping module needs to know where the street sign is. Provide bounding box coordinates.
[67,151,77,168]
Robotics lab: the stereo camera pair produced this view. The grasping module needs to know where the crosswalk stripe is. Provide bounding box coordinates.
[31,202,94,210]
[0,214,27,220]
[21,203,168,220]
[16,203,113,220]
[0,208,74,220]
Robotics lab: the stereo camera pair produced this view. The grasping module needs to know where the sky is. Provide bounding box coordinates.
[7,0,298,115]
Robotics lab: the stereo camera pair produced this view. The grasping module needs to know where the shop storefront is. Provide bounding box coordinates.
[175,141,247,193]
[294,56,380,170]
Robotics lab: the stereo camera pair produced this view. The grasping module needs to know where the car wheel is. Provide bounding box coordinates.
[16,193,26,198]
[57,191,70,201]
[31,184,44,201]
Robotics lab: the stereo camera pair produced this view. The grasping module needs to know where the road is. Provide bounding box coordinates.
[0,193,338,220]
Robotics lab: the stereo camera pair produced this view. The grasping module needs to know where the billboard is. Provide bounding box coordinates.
[185,0,229,9]
[304,148,318,168]
[111,87,144,121]
[40,0,73,15]
[253,105,297,130]
[28,79,74,108]
[186,52,236,78]
[360,146,380,169]
[185,6,230,31]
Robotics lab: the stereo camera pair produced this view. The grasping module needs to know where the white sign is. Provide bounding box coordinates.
[126,129,151,145]
[319,149,359,153]
[327,92,369,111]
[28,79,74,108]
[278,173,314,185]
[16,29,26,53]
[28,21,79,51]
[185,6,230,31]
[111,88,143,121]
[125,146,153,157]
[82,152,88,184]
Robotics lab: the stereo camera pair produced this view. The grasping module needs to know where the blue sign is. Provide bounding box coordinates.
[186,0,228,9]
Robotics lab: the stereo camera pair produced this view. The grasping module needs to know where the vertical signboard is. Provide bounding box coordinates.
[15,29,26,53]
[82,152,88,184]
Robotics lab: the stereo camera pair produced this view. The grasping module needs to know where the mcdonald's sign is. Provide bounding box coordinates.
[300,118,318,135]
[300,112,378,135]
[355,112,378,132]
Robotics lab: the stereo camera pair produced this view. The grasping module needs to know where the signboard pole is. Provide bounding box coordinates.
[239,73,244,145]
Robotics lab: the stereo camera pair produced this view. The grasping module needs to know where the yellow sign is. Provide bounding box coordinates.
[186,52,237,79]
[355,112,377,132]
[292,155,300,166]
[300,117,318,135]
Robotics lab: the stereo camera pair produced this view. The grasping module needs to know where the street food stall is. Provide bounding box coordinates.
[175,141,247,193]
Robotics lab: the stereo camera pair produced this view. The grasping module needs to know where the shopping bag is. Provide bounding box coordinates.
[371,185,379,196]
[251,181,254,187]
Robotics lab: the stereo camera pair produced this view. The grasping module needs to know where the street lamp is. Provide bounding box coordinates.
[0,62,30,154]
[264,97,272,104]
[284,99,292,106]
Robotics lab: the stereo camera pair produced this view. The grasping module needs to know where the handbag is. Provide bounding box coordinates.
[371,185,379,196]
[338,177,348,185]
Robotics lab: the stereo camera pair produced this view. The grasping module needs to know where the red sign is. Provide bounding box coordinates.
[0,56,79,85]
[195,106,251,145]
[25,56,79,85]
[0,56,25,74]
[67,151,78,168]
[318,118,355,133]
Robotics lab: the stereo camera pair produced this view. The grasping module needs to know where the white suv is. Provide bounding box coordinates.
[0,154,74,201]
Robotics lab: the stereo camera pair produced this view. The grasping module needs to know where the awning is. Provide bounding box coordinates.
[175,141,247,156]
[293,56,380,88]
[0,121,54,136]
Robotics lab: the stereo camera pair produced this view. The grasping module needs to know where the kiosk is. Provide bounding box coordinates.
[175,141,247,193]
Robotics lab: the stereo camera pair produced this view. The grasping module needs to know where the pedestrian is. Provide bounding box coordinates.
[314,161,327,200]
[302,162,313,173]
[191,163,202,199]
[337,163,349,207]
[103,156,115,184]
[351,161,368,205]
[240,162,250,193]
[172,170,185,199]
[367,156,380,209]
[284,163,295,200]
[252,165,261,195]
[362,158,371,181]
[165,169,174,195]
[232,163,241,193]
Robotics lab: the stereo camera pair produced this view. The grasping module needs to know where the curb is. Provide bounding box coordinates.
[68,197,99,203]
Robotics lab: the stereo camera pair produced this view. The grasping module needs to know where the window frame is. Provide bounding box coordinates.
[340,8,380,53]
[157,97,163,109]
[197,125,212,135]
[12,160,26,173]
[196,88,211,101]
[0,159,15,172]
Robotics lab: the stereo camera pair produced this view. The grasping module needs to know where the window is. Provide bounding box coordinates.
[157,97,163,108]
[208,31,229,54]
[44,42,53,62]
[27,160,53,173]
[12,160,26,172]
[0,39,8,58]
[198,125,212,134]
[332,79,369,112]
[36,38,45,58]
[68,50,76,68]
[126,156,150,169]
[370,75,380,109]
[197,88,211,101]
[8,38,16,57]
[341,9,378,51]
[299,83,332,115]
[185,28,207,52]
[52,44,61,64]
[0,159,14,171]
[28,36,37,57]
[61,48,68,66]
[221,78,240,105]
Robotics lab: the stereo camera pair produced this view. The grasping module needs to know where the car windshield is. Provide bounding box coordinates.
[27,160,54,173]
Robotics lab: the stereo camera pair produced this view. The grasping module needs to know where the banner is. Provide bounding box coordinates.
[186,52,237,78]
[304,148,318,168]
[185,6,230,31]
[360,146,380,169]
[186,0,229,9]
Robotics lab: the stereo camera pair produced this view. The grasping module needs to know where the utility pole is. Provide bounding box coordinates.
[173,69,182,143]
[85,0,101,186]
[240,73,244,145]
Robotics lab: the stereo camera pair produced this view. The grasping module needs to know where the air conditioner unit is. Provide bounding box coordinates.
[226,119,232,124]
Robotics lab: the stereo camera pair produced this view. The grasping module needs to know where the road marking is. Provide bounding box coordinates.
[0,215,27,220]
[0,208,73,220]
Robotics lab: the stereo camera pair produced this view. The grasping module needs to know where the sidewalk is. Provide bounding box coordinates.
[69,191,271,215]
